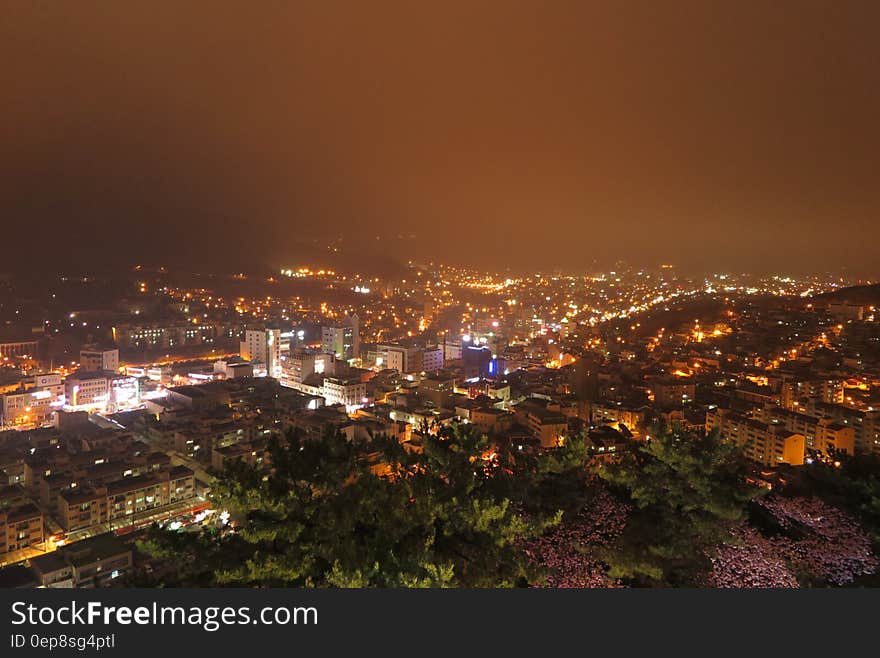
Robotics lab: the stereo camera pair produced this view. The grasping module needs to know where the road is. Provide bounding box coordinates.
[0,496,211,569]
[168,451,217,486]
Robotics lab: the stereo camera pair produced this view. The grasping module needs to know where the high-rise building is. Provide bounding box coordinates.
[463,346,492,378]
[422,347,444,373]
[376,344,424,373]
[321,314,359,360]
[442,337,463,362]
[240,328,282,378]
[286,347,318,384]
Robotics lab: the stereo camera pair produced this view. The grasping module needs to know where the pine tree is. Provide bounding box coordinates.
[139,423,570,587]
[594,426,761,586]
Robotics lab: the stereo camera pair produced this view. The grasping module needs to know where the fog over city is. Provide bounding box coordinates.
[2,3,878,275]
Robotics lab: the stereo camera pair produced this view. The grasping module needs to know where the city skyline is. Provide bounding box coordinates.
[2,254,880,589]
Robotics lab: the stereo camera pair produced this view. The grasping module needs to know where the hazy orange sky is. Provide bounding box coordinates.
[1,2,878,275]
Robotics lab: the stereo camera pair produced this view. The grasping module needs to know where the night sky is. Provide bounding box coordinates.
[1,2,878,275]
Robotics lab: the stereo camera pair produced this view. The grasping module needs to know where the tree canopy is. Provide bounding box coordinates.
[594,426,761,586]
[135,422,879,588]
[138,423,590,587]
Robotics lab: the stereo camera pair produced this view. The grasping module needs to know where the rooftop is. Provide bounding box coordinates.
[58,532,130,568]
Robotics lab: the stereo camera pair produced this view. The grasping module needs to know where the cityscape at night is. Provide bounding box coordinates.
[1,2,880,596]
[1,261,879,588]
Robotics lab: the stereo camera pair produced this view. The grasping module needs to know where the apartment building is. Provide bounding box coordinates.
[707,408,805,466]
[0,503,44,554]
[30,533,132,588]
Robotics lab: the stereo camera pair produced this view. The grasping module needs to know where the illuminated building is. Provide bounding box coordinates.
[0,375,64,428]
[240,328,282,378]
[591,402,649,434]
[469,407,515,434]
[211,440,269,471]
[30,533,132,588]
[51,466,196,534]
[755,429,806,467]
[779,377,844,409]
[63,371,109,410]
[807,401,880,455]
[107,466,195,522]
[79,346,119,372]
[816,421,856,456]
[442,337,463,361]
[112,321,223,349]
[514,399,568,448]
[376,344,426,374]
[285,347,318,384]
[58,488,108,532]
[321,314,360,360]
[756,406,855,455]
[61,371,139,413]
[462,345,492,378]
[652,377,696,408]
[758,405,821,447]
[707,409,805,466]
[0,504,44,554]
[313,352,338,376]
[0,339,38,359]
[105,375,138,412]
[322,377,367,409]
[34,373,64,398]
[487,355,506,378]
[214,359,254,379]
[418,374,457,408]
[421,347,444,373]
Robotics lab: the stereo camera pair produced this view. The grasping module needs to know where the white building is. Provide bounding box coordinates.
[378,345,406,373]
[1,388,58,427]
[107,375,139,412]
[0,373,67,428]
[285,348,317,384]
[33,373,63,392]
[376,344,442,374]
[322,377,367,409]
[443,338,463,362]
[422,347,444,373]
[240,329,282,378]
[79,346,119,372]
[321,314,359,360]
[214,360,254,379]
[64,371,110,410]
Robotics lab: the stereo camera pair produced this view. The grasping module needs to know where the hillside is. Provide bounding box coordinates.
[814,284,880,305]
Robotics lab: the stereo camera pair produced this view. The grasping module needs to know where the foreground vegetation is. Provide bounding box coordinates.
[136,424,880,588]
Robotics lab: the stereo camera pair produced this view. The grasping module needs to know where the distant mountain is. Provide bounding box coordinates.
[267,236,411,279]
[813,284,880,305]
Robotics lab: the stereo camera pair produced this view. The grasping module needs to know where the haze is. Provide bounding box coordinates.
[1,2,878,275]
